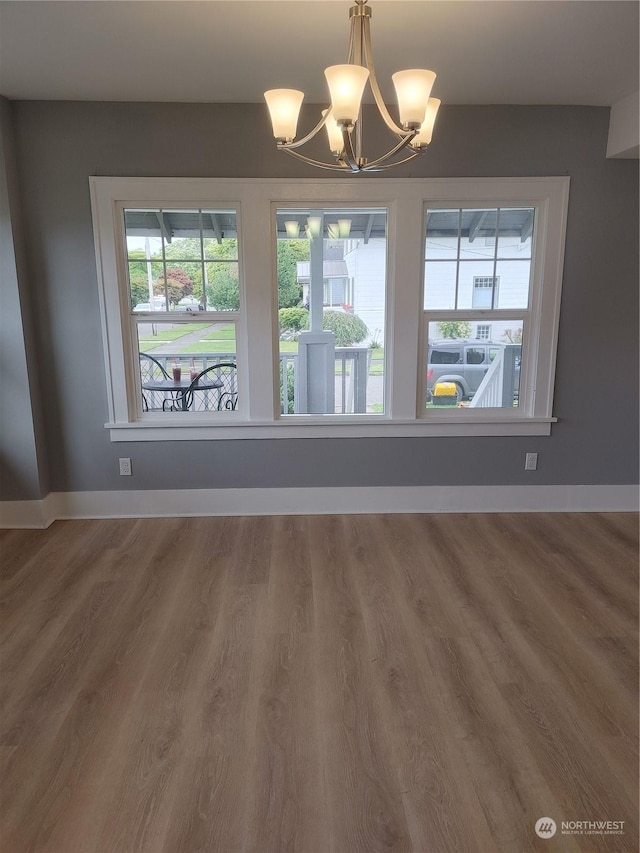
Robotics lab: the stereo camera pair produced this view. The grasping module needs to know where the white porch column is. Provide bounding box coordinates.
[298,210,335,413]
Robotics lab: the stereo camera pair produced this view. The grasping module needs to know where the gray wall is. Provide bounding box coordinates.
[6,101,639,494]
[0,99,48,500]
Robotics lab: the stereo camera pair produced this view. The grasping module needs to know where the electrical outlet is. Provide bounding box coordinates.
[525,452,538,471]
[119,457,132,476]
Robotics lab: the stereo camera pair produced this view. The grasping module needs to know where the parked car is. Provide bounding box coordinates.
[133,296,166,312]
[175,296,204,312]
[426,340,521,402]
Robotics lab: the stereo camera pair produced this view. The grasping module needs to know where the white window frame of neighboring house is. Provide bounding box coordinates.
[472,276,499,310]
[90,176,569,441]
[476,323,491,340]
[323,276,349,307]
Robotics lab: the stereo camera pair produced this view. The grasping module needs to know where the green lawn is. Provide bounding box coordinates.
[202,325,236,341]
[180,323,237,351]
[181,339,236,354]
[139,323,210,343]
[139,322,236,354]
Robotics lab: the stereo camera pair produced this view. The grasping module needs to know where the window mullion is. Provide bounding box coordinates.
[242,196,277,421]
[390,196,424,419]
[492,208,500,309]
[199,210,207,311]
[160,209,168,311]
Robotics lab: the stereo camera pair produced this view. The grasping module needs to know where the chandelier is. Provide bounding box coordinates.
[264,0,441,173]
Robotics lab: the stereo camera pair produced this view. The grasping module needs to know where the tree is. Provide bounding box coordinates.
[437,320,472,340]
[277,240,309,308]
[126,251,152,307]
[207,268,240,311]
[163,236,239,302]
[154,267,194,305]
[502,328,523,344]
[128,265,151,307]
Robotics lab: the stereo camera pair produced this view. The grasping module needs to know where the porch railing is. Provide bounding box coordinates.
[279,347,371,414]
[140,348,375,414]
[469,345,520,408]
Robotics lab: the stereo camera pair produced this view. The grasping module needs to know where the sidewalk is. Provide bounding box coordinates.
[141,321,221,355]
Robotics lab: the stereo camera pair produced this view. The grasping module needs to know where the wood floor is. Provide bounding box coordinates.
[0,512,637,853]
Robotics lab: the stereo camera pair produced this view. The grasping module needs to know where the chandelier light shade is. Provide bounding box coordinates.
[410,98,442,149]
[307,215,323,237]
[264,0,441,173]
[338,219,352,238]
[322,109,345,155]
[264,89,305,142]
[392,69,437,128]
[324,64,371,125]
[284,220,301,238]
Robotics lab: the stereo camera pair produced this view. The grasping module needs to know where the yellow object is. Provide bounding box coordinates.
[433,381,457,397]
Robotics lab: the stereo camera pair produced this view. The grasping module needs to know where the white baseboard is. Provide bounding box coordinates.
[1,485,638,528]
[0,493,57,529]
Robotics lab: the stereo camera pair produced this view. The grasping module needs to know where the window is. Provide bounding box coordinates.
[472,277,499,309]
[123,208,240,417]
[423,206,537,412]
[466,347,486,365]
[276,208,386,416]
[430,346,462,365]
[90,176,568,440]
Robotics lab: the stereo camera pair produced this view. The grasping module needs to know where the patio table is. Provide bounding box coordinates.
[141,376,223,411]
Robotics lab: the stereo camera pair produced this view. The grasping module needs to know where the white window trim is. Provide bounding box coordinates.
[89,177,569,441]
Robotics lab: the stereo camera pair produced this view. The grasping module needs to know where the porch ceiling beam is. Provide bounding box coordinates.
[364,214,374,244]
[210,213,223,244]
[520,210,534,242]
[468,211,488,243]
[156,212,171,243]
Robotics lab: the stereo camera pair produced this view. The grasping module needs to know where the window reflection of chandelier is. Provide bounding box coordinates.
[264,0,441,173]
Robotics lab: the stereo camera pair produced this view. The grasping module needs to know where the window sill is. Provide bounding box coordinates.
[106,417,556,441]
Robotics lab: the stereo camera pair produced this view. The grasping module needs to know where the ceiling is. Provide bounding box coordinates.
[0,1,638,107]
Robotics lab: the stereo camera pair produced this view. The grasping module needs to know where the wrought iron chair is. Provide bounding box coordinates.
[184,361,238,412]
[139,352,177,412]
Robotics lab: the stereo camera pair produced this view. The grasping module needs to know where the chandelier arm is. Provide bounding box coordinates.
[341,128,361,172]
[362,149,424,172]
[364,132,418,169]
[280,110,332,150]
[362,15,406,138]
[280,147,350,171]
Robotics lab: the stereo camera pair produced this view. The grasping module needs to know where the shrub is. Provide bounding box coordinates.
[282,362,296,414]
[279,307,310,336]
[279,306,369,346]
[322,311,369,347]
